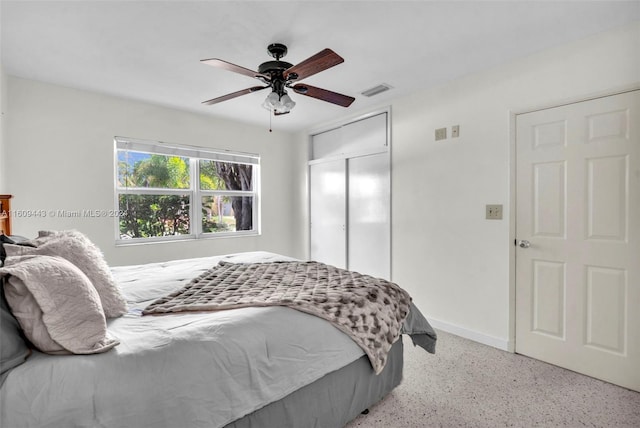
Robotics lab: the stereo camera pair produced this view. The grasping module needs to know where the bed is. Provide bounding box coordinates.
[0,231,436,428]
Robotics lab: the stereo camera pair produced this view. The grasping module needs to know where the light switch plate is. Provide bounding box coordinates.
[486,204,503,220]
[452,125,460,138]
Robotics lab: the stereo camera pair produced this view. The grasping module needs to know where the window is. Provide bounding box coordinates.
[115,137,259,243]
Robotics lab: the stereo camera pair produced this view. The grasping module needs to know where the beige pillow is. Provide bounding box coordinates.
[5,230,127,318]
[0,255,119,355]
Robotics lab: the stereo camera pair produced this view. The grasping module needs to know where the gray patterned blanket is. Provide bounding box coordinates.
[143,261,412,374]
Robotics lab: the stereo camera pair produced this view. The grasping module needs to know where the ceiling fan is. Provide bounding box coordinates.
[201,43,355,115]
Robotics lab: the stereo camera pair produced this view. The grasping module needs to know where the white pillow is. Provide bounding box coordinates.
[0,255,119,355]
[5,230,127,318]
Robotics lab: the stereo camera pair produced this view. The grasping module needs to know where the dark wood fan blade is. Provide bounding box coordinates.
[292,84,355,107]
[284,49,344,81]
[202,86,269,106]
[201,58,269,80]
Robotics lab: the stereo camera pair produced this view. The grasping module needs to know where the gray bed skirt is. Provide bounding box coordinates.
[225,338,404,428]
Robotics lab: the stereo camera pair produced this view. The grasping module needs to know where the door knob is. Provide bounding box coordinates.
[516,239,531,248]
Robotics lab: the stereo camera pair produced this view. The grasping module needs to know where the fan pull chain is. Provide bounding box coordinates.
[269,109,273,132]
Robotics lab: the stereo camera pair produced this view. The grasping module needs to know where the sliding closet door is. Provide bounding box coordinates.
[348,153,390,280]
[309,111,390,278]
[309,159,347,269]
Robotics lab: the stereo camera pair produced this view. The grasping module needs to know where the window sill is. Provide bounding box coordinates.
[115,231,260,246]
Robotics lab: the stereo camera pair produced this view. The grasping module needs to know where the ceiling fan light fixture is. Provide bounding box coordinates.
[262,91,279,109]
[280,93,296,110]
[262,90,295,114]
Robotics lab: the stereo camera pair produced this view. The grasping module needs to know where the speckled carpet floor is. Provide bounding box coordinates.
[346,330,640,428]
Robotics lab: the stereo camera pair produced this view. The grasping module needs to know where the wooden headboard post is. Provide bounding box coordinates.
[0,194,13,236]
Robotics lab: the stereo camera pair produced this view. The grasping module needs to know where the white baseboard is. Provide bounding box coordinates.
[427,318,511,351]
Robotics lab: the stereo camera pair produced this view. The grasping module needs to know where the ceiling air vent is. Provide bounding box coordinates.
[361,83,392,97]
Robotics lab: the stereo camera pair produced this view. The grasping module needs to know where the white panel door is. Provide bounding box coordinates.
[515,90,639,391]
[348,153,390,280]
[309,159,347,269]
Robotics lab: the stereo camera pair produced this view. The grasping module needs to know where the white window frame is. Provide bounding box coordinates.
[114,137,260,245]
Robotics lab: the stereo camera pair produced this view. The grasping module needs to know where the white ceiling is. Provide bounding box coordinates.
[2,1,639,133]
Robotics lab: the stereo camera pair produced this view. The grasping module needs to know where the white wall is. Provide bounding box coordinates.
[395,22,639,348]
[290,129,310,259]
[296,22,640,349]
[0,1,5,193]
[0,64,6,192]
[5,77,299,266]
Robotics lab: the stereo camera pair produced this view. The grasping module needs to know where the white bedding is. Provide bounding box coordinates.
[1,252,365,428]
